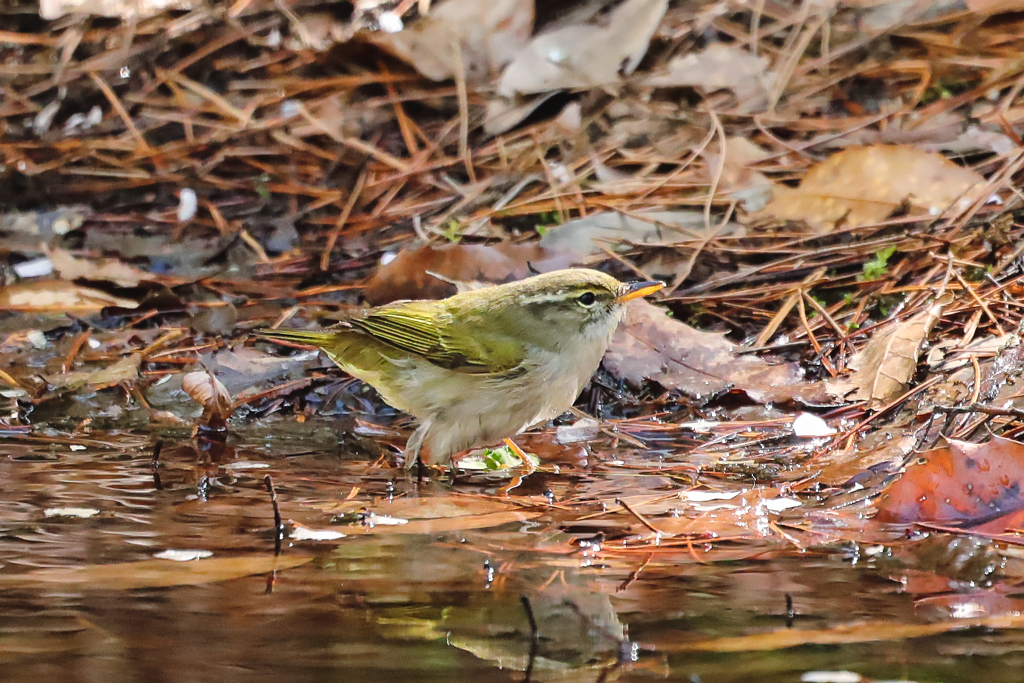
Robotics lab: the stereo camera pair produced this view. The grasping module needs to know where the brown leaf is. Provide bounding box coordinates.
[371,0,533,82]
[758,145,986,232]
[701,137,776,211]
[827,297,948,406]
[40,0,198,19]
[364,242,577,305]
[604,300,826,404]
[876,436,1024,525]
[0,280,139,311]
[643,44,771,114]
[182,370,234,430]
[46,353,141,390]
[539,210,743,260]
[47,246,147,287]
[496,0,666,96]
[316,495,541,535]
[0,555,311,590]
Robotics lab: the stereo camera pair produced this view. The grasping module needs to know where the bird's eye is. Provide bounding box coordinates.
[577,292,597,306]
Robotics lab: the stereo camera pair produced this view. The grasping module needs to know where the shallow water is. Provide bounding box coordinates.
[1,427,1023,683]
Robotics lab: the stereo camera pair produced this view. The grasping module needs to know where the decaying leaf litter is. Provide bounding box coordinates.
[6,0,1024,679]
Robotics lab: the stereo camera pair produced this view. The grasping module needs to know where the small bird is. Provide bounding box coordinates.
[258,268,663,469]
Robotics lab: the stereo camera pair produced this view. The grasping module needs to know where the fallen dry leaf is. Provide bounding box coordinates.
[758,145,986,232]
[701,137,776,211]
[0,280,139,311]
[876,436,1024,525]
[644,43,772,114]
[539,210,742,258]
[371,0,533,82]
[316,495,541,535]
[497,0,667,96]
[0,554,311,590]
[39,0,197,19]
[604,300,827,404]
[364,242,578,305]
[45,353,142,390]
[827,296,949,406]
[182,370,234,430]
[47,246,148,287]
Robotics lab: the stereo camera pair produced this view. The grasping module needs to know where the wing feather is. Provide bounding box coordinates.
[350,302,524,375]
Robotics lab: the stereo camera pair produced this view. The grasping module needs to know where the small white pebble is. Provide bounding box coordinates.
[26,330,47,349]
[177,188,198,222]
[377,11,403,33]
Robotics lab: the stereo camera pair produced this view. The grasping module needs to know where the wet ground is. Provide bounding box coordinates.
[1,427,1021,683]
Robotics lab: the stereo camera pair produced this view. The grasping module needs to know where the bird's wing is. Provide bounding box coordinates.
[351,302,525,375]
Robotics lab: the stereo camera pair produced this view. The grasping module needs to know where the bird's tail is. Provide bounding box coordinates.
[255,327,336,349]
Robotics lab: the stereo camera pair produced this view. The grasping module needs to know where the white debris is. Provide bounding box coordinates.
[44,507,100,518]
[792,412,837,437]
[13,257,54,278]
[177,188,198,222]
[800,673,862,683]
[377,11,403,33]
[291,526,346,541]
[154,549,213,561]
[764,498,801,513]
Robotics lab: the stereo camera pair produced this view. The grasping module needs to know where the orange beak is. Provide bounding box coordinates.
[615,280,665,303]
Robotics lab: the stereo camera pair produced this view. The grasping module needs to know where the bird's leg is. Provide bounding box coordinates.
[503,438,535,475]
[403,422,428,472]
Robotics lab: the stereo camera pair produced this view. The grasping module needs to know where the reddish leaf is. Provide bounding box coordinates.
[876,436,1024,525]
[363,242,576,305]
